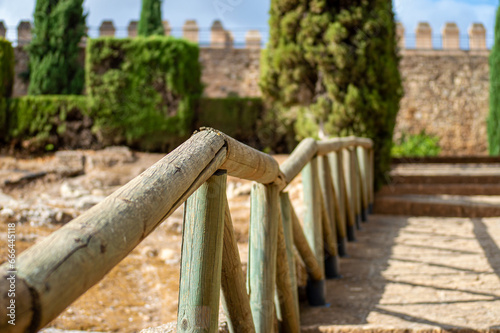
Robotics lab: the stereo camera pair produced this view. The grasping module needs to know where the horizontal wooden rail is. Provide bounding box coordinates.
[0,128,374,333]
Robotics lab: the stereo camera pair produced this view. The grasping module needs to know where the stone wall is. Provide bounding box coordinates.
[3,18,492,155]
[200,48,261,98]
[396,49,490,156]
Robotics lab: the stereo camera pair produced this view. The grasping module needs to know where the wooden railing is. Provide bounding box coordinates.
[0,128,373,333]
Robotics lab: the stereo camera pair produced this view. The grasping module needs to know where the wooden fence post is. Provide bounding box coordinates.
[302,158,326,305]
[328,152,348,256]
[318,156,340,278]
[221,198,255,333]
[351,148,362,229]
[248,183,280,332]
[368,148,375,213]
[357,146,369,222]
[342,148,357,241]
[275,196,300,332]
[279,193,300,323]
[177,170,227,333]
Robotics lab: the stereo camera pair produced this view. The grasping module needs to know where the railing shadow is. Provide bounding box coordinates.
[299,215,408,326]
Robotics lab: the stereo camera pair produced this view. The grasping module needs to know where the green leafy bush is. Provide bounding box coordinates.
[195,97,262,144]
[0,38,14,98]
[391,131,441,157]
[86,36,202,151]
[7,95,90,151]
[488,5,500,155]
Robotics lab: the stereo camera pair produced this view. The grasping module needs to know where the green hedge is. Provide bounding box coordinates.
[86,36,202,151]
[0,39,14,98]
[5,95,90,151]
[196,97,262,144]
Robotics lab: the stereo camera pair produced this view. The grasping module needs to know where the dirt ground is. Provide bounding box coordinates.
[1,149,499,332]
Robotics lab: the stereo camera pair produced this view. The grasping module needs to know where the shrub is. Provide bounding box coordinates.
[195,97,263,145]
[391,131,441,158]
[0,38,14,98]
[7,95,91,152]
[261,0,402,188]
[28,0,86,95]
[86,36,202,151]
[488,4,500,155]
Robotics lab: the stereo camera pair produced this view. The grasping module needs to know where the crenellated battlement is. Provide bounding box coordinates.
[397,21,489,50]
[0,19,263,49]
[0,19,492,51]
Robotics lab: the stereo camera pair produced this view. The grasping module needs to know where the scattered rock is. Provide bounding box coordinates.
[55,151,85,177]
[159,248,180,264]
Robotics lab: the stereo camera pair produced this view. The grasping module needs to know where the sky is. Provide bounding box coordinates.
[0,0,498,48]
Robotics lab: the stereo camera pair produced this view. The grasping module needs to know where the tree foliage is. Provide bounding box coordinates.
[28,0,86,95]
[0,39,14,98]
[261,0,403,186]
[138,0,164,36]
[488,3,500,155]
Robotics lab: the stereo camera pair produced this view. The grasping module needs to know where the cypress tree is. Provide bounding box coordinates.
[138,0,164,36]
[488,3,500,155]
[261,0,402,186]
[28,0,86,95]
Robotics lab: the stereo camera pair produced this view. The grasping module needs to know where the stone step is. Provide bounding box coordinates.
[374,194,500,217]
[389,163,500,185]
[391,174,500,184]
[379,183,500,196]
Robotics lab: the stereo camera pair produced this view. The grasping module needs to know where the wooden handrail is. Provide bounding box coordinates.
[0,128,374,333]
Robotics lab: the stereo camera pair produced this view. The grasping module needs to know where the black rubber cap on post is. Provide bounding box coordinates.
[324,255,341,279]
[338,237,348,257]
[361,207,368,222]
[355,214,362,230]
[306,278,326,306]
[368,203,374,214]
[347,224,356,242]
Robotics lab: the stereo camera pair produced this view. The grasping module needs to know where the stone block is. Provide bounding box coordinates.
[99,20,116,37]
[442,22,460,50]
[415,22,432,50]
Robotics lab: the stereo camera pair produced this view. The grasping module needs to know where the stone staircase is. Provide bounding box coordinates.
[375,160,500,217]
[299,159,500,332]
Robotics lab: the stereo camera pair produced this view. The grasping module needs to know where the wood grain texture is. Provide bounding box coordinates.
[356,147,369,214]
[200,128,283,185]
[351,149,362,221]
[301,158,325,277]
[342,148,356,228]
[248,183,280,333]
[177,171,227,333]
[368,148,374,207]
[290,204,323,281]
[279,193,300,323]
[275,202,300,333]
[0,131,227,332]
[318,156,338,256]
[316,137,373,156]
[328,152,347,240]
[280,138,317,186]
[221,197,255,333]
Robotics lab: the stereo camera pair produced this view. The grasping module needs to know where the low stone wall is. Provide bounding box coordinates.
[396,49,490,156]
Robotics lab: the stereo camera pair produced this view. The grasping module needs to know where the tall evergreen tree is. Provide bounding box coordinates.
[28,0,86,95]
[488,3,500,155]
[138,0,164,36]
[261,0,402,186]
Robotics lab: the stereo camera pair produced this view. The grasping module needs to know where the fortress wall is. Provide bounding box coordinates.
[2,19,492,155]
